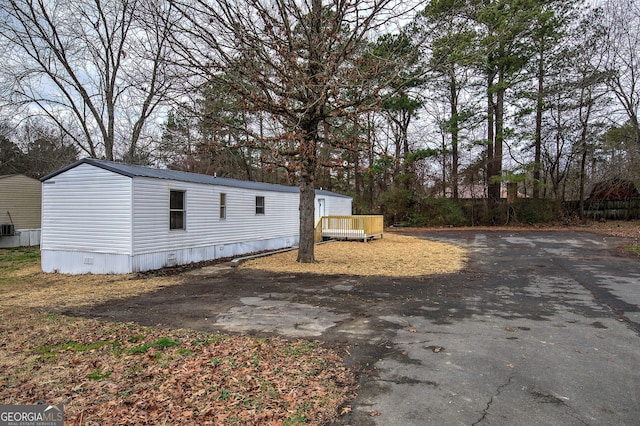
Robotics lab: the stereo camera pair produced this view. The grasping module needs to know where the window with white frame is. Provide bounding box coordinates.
[255,196,265,215]
[170,190,185,230]
[220,193,226,219]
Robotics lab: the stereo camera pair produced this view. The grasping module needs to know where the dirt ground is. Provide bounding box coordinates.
[562,219,640,239]
[1,264,185,310]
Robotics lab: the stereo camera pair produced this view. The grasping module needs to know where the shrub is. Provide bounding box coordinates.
[379,187,416,225]
[510,199,562,224]
[407,197,467,227]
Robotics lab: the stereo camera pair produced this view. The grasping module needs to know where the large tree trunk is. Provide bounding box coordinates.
[296,0,324,263]
[297,131,317,263]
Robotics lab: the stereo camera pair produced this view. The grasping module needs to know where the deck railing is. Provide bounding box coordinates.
[314,215,384,243]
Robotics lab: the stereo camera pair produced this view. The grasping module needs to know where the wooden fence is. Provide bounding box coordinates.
[314,215,384,243]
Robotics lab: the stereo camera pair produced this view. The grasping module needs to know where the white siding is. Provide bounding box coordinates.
[132,177,300,255]
[130,236,298,272]
[129,177,300,272]
[41,164,132,254]
[40,161,351,274]
[317,194,352,219]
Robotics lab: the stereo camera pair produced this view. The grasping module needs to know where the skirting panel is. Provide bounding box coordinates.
[0,229,41,248]
[41,250,131,274]
[41,235,299,274]
[131,236,298,273]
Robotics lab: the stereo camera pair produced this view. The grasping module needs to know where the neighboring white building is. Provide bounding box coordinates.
[40,159,352,274]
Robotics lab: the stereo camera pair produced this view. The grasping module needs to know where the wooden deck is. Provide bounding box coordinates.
[314,215,384,243]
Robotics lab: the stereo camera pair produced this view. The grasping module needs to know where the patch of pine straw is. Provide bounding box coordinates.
[240,232,468,277]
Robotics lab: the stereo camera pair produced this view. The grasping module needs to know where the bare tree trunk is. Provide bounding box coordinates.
[491,69,505,203]
[296,0,323,263]
[534,47,544,199]
[441,126,447,197]
[486,71,495,200]
[578,96,594,220]
[367,113,375,212]
[450,74,459,199]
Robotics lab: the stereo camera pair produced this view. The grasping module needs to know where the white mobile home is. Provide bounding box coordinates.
[40,159,352,274]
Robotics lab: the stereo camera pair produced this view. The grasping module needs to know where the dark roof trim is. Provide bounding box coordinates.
[41,158,352,198]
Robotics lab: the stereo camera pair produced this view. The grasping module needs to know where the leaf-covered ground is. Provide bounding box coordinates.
[0,249,357,425]
[0,308,356,425]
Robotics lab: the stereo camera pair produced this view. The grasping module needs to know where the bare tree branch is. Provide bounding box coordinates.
[0,0,179,161]
[169,0,416,262]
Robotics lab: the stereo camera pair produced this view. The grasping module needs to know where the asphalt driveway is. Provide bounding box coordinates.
[68,230,640,425]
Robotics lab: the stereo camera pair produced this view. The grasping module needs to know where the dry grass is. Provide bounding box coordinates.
[0,257,184,310]
[240,232,468,276]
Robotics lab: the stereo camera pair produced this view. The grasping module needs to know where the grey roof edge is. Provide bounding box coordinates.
[40,158,125,181]
[315,189,351,198]
[41,158,352,198]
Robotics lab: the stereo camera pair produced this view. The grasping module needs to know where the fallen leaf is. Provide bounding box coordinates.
[408,328,417,333]
[370,410,382,416]
[341,406,352,415]
[507,363,515,368]
[0,309,358,426]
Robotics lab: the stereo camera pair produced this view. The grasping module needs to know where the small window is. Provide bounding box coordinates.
[255,196,265,215]
[170,190,185,230]
[220,193,226,219]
